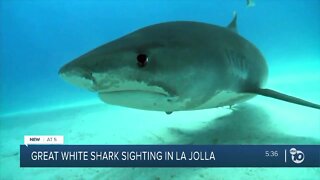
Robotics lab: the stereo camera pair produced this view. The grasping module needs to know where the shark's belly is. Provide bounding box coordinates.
[195,90,256,110]
[99,89,255,112]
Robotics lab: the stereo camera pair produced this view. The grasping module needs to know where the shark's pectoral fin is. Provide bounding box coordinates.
[227,11,238,33]
[246,88,320,110]
[165,111,173,115]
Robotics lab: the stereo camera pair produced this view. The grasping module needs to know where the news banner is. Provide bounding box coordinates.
[21,136,320,167]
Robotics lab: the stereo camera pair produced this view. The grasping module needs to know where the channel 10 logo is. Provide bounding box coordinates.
[289,148,305,164]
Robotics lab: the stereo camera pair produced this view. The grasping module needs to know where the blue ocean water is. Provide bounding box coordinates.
[0,0,319,179]
[1,0,319,115]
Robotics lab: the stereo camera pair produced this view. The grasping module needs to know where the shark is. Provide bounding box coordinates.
[59,13,320,114]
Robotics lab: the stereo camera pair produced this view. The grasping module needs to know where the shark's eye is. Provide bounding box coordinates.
[137,54,148,67]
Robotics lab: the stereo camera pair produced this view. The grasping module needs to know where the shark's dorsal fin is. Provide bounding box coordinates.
[227,11,238,33]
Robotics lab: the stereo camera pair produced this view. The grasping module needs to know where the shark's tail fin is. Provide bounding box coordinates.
[248,88,320,110]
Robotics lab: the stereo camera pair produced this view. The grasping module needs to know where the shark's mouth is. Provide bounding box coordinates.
[98,89,170,97]
[97,88,179,111]
[95,81,181,111]
[95,78,175,98]
[91,72,179,110]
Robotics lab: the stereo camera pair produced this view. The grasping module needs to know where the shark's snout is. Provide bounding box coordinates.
[59,64,96,91]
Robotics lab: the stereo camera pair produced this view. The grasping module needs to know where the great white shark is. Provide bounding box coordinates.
[59,13,320,114]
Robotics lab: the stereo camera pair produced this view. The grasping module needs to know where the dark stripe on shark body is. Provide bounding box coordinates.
[225,49,248,80]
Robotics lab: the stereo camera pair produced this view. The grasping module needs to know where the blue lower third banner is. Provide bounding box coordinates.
[20,145,320,167]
